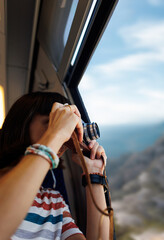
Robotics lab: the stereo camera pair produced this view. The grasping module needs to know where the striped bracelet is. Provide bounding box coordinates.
[25,144,59,169]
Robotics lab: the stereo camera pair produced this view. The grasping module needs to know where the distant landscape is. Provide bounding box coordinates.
[98,122,164,240]
[98,122,164,159]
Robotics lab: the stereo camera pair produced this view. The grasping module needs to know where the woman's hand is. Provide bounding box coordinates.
[72,140,107,174]
[38,102,83,153]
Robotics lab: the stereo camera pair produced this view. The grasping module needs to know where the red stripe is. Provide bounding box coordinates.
[62,222,78,233]
[36,191,62,200]
[32,199,65,210]
[63,211,72,218]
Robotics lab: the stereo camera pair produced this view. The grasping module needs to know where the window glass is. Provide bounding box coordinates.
[79,1,164,239]
[64,1,79,46]
[71,0,98,65]
[38,0,79,69]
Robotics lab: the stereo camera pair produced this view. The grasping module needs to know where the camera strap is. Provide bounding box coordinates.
[71,131,114,240]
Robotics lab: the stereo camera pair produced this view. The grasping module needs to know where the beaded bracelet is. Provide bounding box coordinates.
[25,147,52,167]
[25,144,59,169]
[32,144,59,169]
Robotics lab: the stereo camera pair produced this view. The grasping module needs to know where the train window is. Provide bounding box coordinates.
[37,0,103,84]
[64,1,79,46]
[38,0,79,69]
[79,1,164,240]
[71,0,98,65]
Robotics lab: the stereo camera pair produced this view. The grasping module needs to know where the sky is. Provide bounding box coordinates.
[79,0,164,125]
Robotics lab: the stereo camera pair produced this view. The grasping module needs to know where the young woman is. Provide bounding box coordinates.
[0,92,109,240]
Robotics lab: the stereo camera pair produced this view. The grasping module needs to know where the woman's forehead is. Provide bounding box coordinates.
[32,114,49,122]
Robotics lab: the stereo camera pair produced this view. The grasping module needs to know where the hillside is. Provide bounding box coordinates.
[107,135,164,240]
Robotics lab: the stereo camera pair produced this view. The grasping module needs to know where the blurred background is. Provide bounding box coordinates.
[79,0,164,239]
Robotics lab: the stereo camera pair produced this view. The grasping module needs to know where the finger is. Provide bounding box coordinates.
[48,102,63,126]
[75,117,83,142]
[88,140,96,149]
[101,152,107,167]
[51,102,63,113]
[96,146,106,159]
[50,102,83,141]
[67,104,81,118]
[90,141,99,160]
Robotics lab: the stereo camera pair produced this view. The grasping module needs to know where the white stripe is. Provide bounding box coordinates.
[34,196,64,205]
[40,187,60,195]
[28,205,66,218]
[17,218,62,233]
[63,216,76,225]
[11,187,83,240]
[61,228,83,240]
[12,228,61,240]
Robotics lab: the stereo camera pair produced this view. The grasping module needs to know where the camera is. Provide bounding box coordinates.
[82,121,100,144]
[58,122,100,158]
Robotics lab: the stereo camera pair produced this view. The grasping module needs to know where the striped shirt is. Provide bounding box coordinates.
[11,187,84,239]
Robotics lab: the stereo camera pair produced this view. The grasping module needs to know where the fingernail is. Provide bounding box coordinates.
[89,142,93,148]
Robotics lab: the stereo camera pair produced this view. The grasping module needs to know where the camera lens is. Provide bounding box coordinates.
[82,122,100,144]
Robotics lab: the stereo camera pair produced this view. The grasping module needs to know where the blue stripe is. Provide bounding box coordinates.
[25,213,63,225]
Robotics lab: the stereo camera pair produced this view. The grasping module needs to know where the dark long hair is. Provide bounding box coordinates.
[0,92,70,169]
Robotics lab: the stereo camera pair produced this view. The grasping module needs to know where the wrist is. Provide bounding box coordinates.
[25,144,59,169]
[84,166,104,175]
[83,156,105,175]
[38,130,64,154]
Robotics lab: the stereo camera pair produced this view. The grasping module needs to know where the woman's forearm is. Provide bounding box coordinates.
[0,154,51,239]
[0,132,62,239]
[86,184,110,240]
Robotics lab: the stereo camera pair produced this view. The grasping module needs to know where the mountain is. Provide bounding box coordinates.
[98,122,164,159]
[107,135,164,240]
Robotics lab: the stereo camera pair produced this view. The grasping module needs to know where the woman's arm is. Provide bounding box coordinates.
[86,143,109,240]
[0,154,52,239]
[86,184,109,240]
[0,103,83,239]
[72,141,110,240]
[66,184,109,240]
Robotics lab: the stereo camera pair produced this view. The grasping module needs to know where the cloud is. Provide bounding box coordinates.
[139,89,164,100]
[79,74,94,91]
[93,20,164,79]
[147,0,164,6]
[79,19,164,125]
[119,21,164,51]
[80,83,164,125]
[84,97,164,125]
[94,52,161,78]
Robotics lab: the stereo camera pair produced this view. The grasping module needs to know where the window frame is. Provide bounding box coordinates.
[63,0,119,122]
